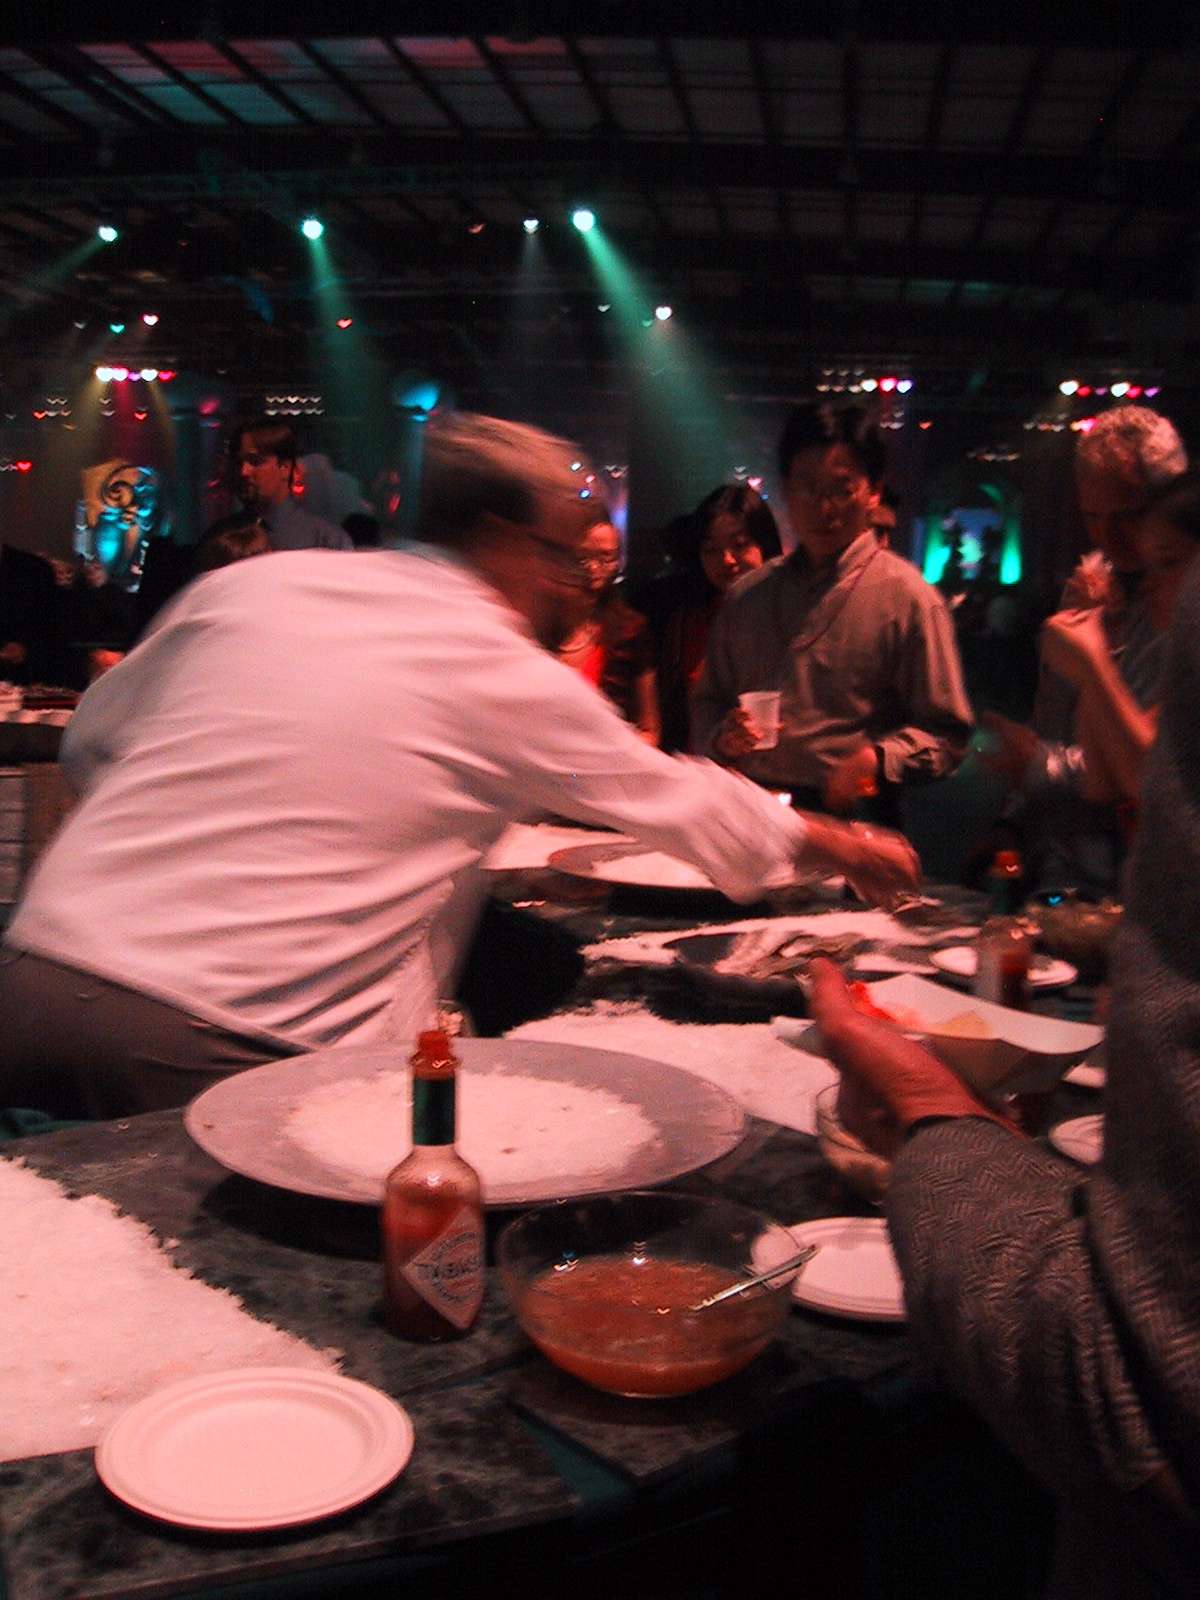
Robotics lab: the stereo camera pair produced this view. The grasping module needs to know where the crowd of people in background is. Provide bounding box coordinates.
[1,400,1196,902]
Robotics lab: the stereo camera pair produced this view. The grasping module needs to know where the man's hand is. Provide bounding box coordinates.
[822,743,880,815]
[806,958,1020,1151]
[978,711,1038,786]
[713,705,761,761]
[798,815,921,908]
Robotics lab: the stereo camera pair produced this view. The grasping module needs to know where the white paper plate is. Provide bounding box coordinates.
[929,947,1078,990]
[1064,1045,1106,1090]
[1049,1114,1104,1166]
[787,1216,905,1323]
[95,1369,414,1531]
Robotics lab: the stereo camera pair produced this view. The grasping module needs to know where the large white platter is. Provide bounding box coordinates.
[95,1369,413,1531]
[549,840,722,892]
[185,1039,747,1207]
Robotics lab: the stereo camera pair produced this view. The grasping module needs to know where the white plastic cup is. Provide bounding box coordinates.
[738,691,782,751]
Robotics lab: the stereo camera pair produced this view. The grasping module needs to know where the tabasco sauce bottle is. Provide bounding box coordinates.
[381,1028,484,1341]
[974,849,1032,1010]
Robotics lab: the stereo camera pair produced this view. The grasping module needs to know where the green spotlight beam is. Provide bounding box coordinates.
[1,236,107,337]
[577,223,729,509]
[303,231,386,479]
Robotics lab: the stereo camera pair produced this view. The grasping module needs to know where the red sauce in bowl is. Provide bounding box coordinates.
[515,1254,783,1397]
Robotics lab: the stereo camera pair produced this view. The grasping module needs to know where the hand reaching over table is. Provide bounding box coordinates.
[805,957,1022,1155]
[796,814,921,909]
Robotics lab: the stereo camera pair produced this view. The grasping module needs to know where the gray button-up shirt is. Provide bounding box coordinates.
[690,531,973,792]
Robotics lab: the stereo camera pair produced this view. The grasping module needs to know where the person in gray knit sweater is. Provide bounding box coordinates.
[809,555,1200,1597]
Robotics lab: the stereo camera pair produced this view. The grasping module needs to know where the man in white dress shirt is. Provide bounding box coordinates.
[0,414,918,1117]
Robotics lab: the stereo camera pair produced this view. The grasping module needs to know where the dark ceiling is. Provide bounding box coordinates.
[2,3,1200,456]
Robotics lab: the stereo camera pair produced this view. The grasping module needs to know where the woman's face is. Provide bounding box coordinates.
[699,512,766,593]
[1136,511,1197,583]
[579,520,621,597]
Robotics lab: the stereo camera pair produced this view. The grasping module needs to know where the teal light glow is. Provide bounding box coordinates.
[1000,517,1023,584]
[571,208,596,233]
[301,216,324,241]
[97,224,119,244]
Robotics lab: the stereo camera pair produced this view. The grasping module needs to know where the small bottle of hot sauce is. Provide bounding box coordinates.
[974,849,1032,1010]
[381,1028,484,1342]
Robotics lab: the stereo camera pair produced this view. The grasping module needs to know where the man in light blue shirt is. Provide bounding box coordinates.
[232,418,353,551]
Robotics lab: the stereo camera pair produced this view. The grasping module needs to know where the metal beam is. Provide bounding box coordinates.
[3,137,1193,212]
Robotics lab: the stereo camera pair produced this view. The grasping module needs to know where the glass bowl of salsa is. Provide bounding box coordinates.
[496,1190,799,1398]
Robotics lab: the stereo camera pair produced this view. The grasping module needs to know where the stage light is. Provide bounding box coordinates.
[467,219,485,235]
[572,208,596,233]
[301,216,324,241]
[97,224,118,243]
[336,317,352,329]
[523,217,540,234]
[860,378,878,392]
[654,304,673,321]
[109,322,125,335]
[139,368,158,381]
[95,366,113,382]
[879,376,897,392]
[1059,379,1079,395]
[142,313,159,327]
[597,303,611,313]
[1110,381,1129,397]
[896,378,913,393]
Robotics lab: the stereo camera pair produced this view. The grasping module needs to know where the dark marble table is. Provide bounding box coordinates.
[0,873,1074,1600]
[0,1100,921,1600]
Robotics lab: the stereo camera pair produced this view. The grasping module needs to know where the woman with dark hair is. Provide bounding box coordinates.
[642,484,782,751]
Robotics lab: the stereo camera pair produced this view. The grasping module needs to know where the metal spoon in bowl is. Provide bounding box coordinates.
[689,1242,819,1310]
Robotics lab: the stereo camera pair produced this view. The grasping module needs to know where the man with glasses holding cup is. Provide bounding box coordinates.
[692,401,972,819]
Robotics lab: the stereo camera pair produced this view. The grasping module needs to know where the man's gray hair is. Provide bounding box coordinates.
[416,413,589,549]
[1076,405,1188,491]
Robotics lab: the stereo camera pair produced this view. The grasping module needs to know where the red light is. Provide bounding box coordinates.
[336,317,352,330]
[1077,386,1091,397]
[879,376,897,392]
[16,460,31,472]
[1127,385,1142,398]
[32,411,46,420]
[134,411,148,421]
[158,370,176,382]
